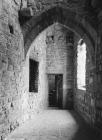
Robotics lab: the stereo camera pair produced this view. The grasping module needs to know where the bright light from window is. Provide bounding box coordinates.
[77,39,86,90]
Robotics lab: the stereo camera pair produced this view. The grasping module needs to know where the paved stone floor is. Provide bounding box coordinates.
[6,110,101,140]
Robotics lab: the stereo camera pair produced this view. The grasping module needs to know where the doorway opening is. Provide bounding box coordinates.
[48,74,63,109]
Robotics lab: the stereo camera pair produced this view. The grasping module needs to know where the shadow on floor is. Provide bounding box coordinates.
[6,109,102,140]
[68,110,101,140]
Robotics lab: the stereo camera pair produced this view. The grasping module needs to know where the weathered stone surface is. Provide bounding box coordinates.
[0,0,101,139]
[46,24,74,108]
[0,0,26,139]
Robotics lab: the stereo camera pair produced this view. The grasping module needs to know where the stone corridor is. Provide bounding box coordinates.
[0,0,102,139]
[6,110,100,140]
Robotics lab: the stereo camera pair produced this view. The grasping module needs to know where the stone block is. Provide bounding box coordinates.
[7,64,14,71]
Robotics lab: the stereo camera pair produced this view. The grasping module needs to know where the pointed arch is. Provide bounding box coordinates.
[22,6,97,64]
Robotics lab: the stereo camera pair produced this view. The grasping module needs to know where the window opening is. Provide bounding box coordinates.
[29,59,39,92]
[77,39,86,90]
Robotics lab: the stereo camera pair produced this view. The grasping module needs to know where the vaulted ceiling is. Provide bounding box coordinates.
[18,1,98,60]
[19,0,102,30]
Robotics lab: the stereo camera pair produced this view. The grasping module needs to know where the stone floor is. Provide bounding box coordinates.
[6,110,101,140]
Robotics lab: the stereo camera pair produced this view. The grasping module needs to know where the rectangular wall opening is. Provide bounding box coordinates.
[29,59,39,92]
[77,39,86,91]
[48,74,63,109]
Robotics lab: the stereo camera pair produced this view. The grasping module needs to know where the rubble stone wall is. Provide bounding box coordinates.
[0,0,28,139]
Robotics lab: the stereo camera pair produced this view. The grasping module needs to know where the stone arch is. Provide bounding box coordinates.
[22,6,97,64]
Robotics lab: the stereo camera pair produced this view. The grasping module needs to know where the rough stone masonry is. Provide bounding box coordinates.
[0,0,102,139]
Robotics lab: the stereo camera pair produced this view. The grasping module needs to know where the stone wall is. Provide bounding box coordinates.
[23,23,74,113]
[46,24,74,108]
[25,30,48,119]
[0,0,101,139]
[0,0,28,139]
[74,36,96,125]
[73,13,102,132]
[95,13,102,130]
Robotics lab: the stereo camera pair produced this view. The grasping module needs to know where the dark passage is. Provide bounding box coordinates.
[48,74,63,108]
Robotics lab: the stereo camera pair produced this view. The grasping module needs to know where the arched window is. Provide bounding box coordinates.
[77,39,86,90]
